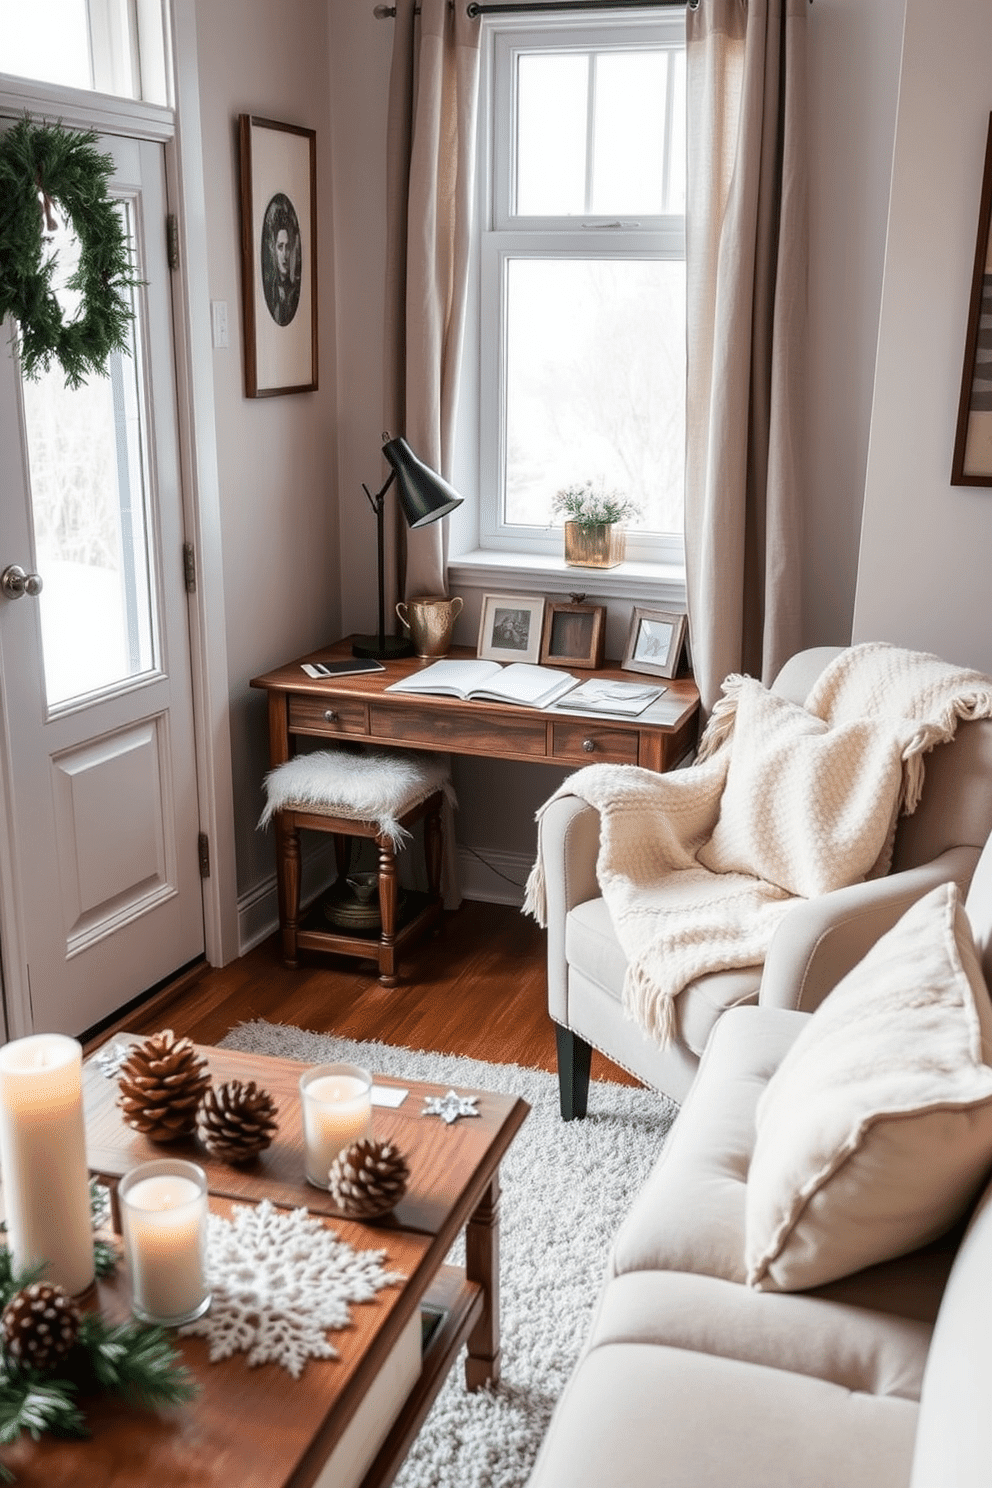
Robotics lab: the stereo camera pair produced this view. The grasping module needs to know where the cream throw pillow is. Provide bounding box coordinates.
[745,883,992,1292]
[697,681,906,897]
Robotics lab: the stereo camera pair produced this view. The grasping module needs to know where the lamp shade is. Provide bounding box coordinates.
[382,437,464,528]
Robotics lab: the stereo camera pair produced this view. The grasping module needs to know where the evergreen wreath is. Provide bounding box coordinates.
[0,1184,196,1480]
[0,117,141,390]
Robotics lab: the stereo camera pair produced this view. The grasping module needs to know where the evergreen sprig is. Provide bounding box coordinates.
[0,116,141,388]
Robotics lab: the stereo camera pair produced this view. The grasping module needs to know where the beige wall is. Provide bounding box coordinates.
[193,0,340,900]
[854,0,992,675]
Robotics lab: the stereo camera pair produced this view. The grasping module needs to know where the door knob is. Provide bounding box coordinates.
[1,565,43,599]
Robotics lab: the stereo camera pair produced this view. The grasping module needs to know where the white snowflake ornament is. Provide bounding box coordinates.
[422,1089,480,1124]
[180,1199,404,1377]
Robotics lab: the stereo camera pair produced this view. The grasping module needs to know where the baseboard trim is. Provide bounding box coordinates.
[237,842,532,954]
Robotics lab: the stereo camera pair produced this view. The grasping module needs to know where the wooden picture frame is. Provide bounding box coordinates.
[622,607,688,679]
[239,115,317,398]
[952,113,992,485]
[540,599,606,670]
[477,593,546,665]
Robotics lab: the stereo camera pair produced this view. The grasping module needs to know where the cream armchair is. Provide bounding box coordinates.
[544,647,992,1117]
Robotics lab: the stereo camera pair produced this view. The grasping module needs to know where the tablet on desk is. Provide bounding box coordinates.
[301,659,386,678]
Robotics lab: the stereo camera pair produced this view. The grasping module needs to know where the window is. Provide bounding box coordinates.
[479,11,686,565]
[0,0,172,106]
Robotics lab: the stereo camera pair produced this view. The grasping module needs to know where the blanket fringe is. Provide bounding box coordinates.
[522,858,547,927]
[695,674,748,761]
[625,961,677,1049]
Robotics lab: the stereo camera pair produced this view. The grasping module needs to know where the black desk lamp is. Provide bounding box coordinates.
[352,434,464,660]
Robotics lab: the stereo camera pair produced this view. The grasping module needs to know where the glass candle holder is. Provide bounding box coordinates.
[300,1063,373,1188]
[119,1158,211,1326]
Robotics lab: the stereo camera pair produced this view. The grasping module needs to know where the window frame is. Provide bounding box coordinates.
[477,9,686,567]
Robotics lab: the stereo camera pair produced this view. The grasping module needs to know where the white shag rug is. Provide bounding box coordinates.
[219,1020,679,1488]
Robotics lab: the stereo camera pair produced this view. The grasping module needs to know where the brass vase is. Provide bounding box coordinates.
[563,521,625,569]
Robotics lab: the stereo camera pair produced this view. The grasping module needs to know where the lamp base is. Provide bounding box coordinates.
[352,633,414,661]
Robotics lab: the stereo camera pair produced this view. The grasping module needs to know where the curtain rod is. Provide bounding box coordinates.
[373,2,695,16]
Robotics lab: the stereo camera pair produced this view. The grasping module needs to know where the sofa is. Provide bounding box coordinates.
[526,841,992,1488]
[542,645,992,1113]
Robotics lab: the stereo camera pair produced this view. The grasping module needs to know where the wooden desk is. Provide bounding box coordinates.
[251,637,700,775]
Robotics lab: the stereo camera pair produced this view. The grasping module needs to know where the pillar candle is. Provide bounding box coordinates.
[300,1063,372,1188]
[119,1159,210,1325]
[0,1034,94,1296]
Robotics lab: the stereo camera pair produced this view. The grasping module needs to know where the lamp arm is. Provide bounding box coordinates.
[361,470,396,653]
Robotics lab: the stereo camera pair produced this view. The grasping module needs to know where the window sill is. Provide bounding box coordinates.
[448,548,687,606]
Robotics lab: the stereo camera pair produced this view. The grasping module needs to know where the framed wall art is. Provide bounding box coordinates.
[622,607,688,679]
[477,593,546,665]
[952,112,992,485]
[239,115,317,397]
[540,598,606,670]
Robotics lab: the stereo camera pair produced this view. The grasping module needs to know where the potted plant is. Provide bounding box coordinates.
[552,481,640,569]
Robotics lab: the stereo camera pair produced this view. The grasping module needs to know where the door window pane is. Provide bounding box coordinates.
[503,257,685,536]
[0,0,92,90]
[20,207,156,709]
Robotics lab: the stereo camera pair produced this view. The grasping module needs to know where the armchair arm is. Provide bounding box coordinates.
[759,845,981,1015]
[541,795,603,1026]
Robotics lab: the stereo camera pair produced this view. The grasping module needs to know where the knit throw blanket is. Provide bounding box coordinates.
[523,643,992,1048]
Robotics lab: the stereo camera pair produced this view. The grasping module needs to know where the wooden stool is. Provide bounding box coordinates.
[261,748,451,985]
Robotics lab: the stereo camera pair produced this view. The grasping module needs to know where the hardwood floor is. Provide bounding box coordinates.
[112,900,641,1088]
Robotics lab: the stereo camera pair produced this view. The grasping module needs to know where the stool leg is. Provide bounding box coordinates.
[376,837,399,987]
[333,833,351,880]
[425,796,443,903]
[275,811,301,968]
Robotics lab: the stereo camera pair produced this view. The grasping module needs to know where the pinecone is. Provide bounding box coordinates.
[117,1030,211,1142]
[327,1138,410,1219]
[2,1282,80,1371]
[196,1080,278,1163]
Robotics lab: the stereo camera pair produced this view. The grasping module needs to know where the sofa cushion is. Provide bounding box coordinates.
[589,1271,932,1400]
[697,681,905,894]
[526,1340,918,1488]
[746,883,992,1292]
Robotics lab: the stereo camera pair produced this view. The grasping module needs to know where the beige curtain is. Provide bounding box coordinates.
[685,0,808,712]
[384,0,481,601]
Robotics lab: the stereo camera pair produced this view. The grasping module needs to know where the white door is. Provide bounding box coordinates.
[0,128,204,1038]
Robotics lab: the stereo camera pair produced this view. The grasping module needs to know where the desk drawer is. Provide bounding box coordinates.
[551,719,640,766]
[289,695,370,737]
[369,701,548,757]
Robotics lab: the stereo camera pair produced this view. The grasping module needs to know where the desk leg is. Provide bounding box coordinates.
[425,796,443,902]
[275,811,301,968]
[464,1172,501,1389]
[376,838,399,987]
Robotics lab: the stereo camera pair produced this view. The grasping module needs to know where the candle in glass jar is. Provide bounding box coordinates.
[119,1160,210,1325]
[0,1034,94,1296]
[299,1063,372,1187]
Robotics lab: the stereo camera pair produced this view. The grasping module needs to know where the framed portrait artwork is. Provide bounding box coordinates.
[239,115,317,397]
[540,599,606,669]
[622,607,688,679]
[952,113,992,485]
[477,594,546,665]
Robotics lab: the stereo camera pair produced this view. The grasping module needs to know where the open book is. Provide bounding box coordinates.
[385,658,578,709]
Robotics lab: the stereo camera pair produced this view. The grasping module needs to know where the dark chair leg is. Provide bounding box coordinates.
[555,1024,592,1121]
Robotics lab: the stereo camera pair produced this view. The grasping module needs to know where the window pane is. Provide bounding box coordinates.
[516,52,588,215]
[21,207,156,708]
[503,258,685,536]
[667,49,687,213]
[591,51,667,217]
[0,0,92,90]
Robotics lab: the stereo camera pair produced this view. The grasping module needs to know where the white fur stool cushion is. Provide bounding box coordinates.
[259,748,454,848]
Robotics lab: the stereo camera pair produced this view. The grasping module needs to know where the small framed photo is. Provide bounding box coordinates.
[540,599,606,670]
[622,607,688,679]
[239,115,318,398]
[477,593,546,665]
[952,112,992,484]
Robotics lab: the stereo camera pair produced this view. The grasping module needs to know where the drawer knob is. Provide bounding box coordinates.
[582,738,596,753]
[323,709,339,723]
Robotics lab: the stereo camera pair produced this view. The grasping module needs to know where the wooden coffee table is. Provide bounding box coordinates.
[2,1043,528,1488]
